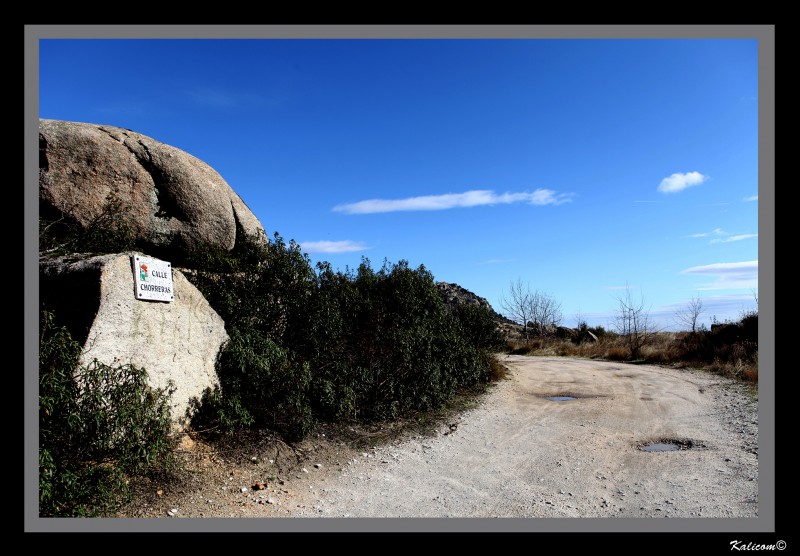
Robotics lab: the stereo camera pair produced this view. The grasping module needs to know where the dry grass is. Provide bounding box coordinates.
[603,345,630,361]
[489,356,509,382]
[502,331,758,385]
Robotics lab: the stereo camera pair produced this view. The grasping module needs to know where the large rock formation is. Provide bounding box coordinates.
[435,281,507,321]
[39,119,265,257]
[40,252,227,428]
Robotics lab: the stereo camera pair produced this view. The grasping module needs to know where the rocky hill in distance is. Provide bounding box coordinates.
[435,281,511,323]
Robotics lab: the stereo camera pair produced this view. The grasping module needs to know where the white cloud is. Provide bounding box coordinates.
[582,292,758,332]
[657,171,708,194]
[688,228,756,244]
[743,195,758,202]
[709,233,758,244]
[659,293,756,316]
[300,240,369,253]
[689,228,726,238]
[680,260,758,290]
[333,188,573,214]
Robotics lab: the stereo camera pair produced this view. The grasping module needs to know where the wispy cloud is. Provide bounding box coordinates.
[743,194,758,202]
[333,189,574,215]
[689,228,726,238]
[300,240,370,253]
[710,233,758,244]
[657,171,708,194]
[584,293,757,332]
[688,228,756,244]
[659,293,756,316]
[680,260,758,290]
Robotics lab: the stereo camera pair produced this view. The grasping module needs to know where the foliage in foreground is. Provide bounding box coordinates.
[186,235,505,439]
[39,311,177,517]
[39,217,505,512]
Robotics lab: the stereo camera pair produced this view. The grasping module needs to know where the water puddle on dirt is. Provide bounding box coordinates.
[545,396,577,401]
[637,438,703,453]
[640,442,681,452]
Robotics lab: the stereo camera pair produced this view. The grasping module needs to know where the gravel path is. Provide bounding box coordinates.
[286,356,758,518]
[117,355,758,522]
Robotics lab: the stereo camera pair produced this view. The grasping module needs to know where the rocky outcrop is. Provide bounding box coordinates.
[435,282,504,319]
[40,252,227,428]
[39,119,265,257]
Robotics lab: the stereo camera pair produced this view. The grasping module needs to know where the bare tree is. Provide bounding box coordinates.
[674,296,704,333]
[501,279,563,339]
[528,290,563,336]
[501,279,534,340]
[613,285,657,359]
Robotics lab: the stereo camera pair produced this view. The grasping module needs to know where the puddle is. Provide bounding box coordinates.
[640,442,680,452]
[638,439,701,452]
[535,392,602,401]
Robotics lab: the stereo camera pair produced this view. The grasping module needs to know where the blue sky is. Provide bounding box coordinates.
[37,35,761,331]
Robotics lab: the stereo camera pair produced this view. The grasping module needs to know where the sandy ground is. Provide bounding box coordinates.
[117,355,758,523]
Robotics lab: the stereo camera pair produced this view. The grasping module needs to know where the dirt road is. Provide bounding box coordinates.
[286,356,758,518]
[119,355,758,523]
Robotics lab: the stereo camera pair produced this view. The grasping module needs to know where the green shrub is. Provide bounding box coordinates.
[300,258,499,422]
[450,304,506,352]
[187,385,255,434]
[39,311,177,517]
[201,328,314,441]
[186,241,506,436]
[186,232,316,348]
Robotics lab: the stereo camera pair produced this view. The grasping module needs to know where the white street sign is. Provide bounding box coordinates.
[132,255,174,302]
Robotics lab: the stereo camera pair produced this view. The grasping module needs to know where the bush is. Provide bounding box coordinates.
[302,259,498,422]
[186,232,316,348]
[190,255,502,432]
[39,311,177,517]
[202,328,314,441]
[450,304,506,352]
